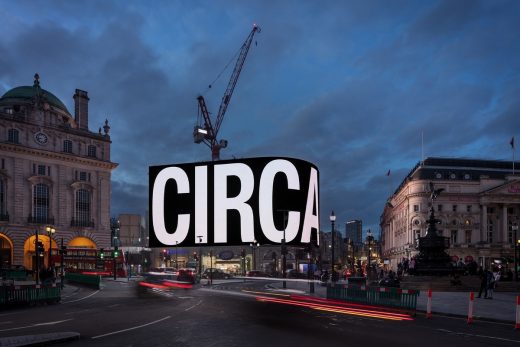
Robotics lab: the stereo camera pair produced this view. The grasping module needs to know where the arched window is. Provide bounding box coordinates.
[33,183,49,223]
[75,189,91,226]
[8,129,19,143]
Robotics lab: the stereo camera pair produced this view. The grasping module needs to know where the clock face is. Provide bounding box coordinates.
[34,132,48,145]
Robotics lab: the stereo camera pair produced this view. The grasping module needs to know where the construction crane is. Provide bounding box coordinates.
[193,24,261,161]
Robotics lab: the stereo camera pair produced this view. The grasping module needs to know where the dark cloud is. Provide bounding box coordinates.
[1,0,518,236]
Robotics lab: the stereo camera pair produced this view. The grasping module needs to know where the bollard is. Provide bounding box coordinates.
[426,288,432,319]
[467,292,474,324]
[515,295,520,329]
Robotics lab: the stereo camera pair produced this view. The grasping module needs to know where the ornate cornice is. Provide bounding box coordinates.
[0,142,118,170]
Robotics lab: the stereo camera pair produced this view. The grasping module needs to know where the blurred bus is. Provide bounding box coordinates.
[51,247,126,277]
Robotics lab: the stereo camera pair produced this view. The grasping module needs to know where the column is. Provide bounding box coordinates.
[481,204,487,242]
[502,205,508,244]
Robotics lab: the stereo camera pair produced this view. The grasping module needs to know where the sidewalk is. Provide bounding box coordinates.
[263,279,519,323]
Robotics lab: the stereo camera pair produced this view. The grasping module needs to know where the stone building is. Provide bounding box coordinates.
[380,157,519,270]
[0,74,117,271]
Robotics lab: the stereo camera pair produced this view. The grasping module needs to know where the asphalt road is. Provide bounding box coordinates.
[0,279,518,346]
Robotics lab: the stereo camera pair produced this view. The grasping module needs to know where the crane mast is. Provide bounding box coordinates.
[194,24,260,161]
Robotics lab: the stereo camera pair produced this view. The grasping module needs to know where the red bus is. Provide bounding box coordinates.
[51,248,127,277]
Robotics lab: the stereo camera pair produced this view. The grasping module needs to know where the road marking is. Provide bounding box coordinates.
[437,329,520,343]
[178,296,194,299]
[108,304,120,308]
[91,316,171,339]
[0,319,73,332]
[62,290,100,303]
[184,299,203,311]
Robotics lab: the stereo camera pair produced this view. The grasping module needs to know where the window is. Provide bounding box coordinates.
[463,173,471,180]
[413,205,419,212]
[488,220,493,243]
[37,165,46,176]
[487,207,494,214]
[435,172,442,179]
[75,189,91,225]
[63,140,72,153]
[438,204,443,212]
[465,230,471,244]
[79,172,87,181]
[87,145,96,158]
[449,173,456,179]
[450,230,458,245]
[466,205,472,213]
[8,129,19,143]
[452,205,457,212]
[33,183,49,222]
[0,180,6,216]
[4,108,13,115]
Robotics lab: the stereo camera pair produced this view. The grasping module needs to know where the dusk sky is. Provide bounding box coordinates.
[1,0,519,239]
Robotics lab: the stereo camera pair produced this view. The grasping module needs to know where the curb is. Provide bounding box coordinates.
[415,309,515,324]
[0,332,80,346]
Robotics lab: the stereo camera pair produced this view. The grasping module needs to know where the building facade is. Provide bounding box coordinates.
[380,157,519,270]
[0,74,117,271]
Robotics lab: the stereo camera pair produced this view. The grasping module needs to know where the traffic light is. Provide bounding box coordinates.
[113,247,119,257]
[100,248,105,259]
[36,241,44,256]
[193,251,198,261]
[162,249,167,259]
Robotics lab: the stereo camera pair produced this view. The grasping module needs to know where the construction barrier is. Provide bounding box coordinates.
[467,292,474,324]
[327,284,420,314]
[65,273,101,289]
[0,283,61,307]
[0,268,28,281]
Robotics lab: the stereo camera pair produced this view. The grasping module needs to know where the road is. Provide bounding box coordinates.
[0,279,518,346]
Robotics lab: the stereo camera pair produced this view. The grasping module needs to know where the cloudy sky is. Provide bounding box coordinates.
[1,0,519,239]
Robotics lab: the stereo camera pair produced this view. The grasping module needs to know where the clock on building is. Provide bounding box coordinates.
[34,132,48,145]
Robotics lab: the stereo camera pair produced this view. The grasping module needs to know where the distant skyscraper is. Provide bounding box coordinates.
[345,220,362,245]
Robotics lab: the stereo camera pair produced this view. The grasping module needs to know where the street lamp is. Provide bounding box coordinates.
[175,241,178,271]
[366,229,373,279]
[45,225,56,270]
[330,211,336,284]
[250,240,259,270]
[197,236,203,281]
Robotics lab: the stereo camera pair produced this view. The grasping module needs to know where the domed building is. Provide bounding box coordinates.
[0,74,117,272]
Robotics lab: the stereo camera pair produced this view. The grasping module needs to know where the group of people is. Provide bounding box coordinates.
[477,267,501,299]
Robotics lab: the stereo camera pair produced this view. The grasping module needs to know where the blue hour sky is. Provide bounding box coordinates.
[1,0,519,239]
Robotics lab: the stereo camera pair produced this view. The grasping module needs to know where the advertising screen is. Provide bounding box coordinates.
[149,157,319,247]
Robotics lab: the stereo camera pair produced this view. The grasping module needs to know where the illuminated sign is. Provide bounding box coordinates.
[149,157,320,247]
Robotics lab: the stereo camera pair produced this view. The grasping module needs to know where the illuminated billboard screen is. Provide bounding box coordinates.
[149,157,320,247]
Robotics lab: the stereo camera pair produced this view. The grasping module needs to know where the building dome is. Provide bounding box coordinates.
[0,74,71,114]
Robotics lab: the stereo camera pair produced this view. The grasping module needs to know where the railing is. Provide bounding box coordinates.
[27,216,55,224]
[0,283,61,306]
[70,219,95,228]
[327,284,420,314]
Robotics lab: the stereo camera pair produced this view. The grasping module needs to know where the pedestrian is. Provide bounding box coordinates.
[477,268,488,298]
[485,269,495,299]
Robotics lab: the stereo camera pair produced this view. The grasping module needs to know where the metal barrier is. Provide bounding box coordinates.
[0,283,61,307]
[65,273,101,289]
[327,284,420,314]
[0,269,28,281]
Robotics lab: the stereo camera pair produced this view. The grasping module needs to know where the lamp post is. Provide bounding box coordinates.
[45,225,56,270]
[366,229,373,279]
[197,236,203,282]
[330,211,336,284]
[513,224,519,281]
[175,241,178,271]
[250,240,259,271]
[279,210,288,288]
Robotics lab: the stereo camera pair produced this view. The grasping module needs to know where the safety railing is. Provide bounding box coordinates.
[327,284,420,314]
[0,283,61,307]
[65,272,101,289]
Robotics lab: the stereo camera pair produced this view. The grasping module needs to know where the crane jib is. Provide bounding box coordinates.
[194,25,261,161]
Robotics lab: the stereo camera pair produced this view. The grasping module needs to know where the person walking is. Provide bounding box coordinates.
[486,267,501,299]
[477,268,488,298]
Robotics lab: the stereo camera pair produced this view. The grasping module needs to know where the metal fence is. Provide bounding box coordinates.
[0,283,61,307]
[327,284,419,314]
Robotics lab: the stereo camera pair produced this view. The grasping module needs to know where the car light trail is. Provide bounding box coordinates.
[241,289,291,297]
[255,296,413,321]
